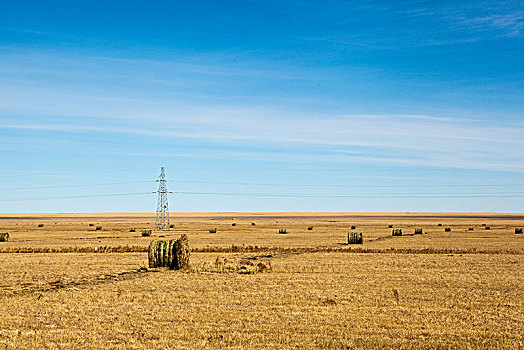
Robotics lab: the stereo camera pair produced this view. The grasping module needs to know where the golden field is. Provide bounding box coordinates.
[0,213,523,349]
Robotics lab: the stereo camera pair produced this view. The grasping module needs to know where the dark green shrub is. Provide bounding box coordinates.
[129,228,136,232]
[468,227,474,231]
[278,228,287,234]
[515,228,523,234]
[392,229,402,236]
[251,222,256,226]
[232,223,236,227]
[141,230,152,237]
[351,225,356,229]
[0,232,9,242]
[307,226,313,231]
[89,224,94,227]
[445,227,451,232]
[485,226,491,230]
[388,224,393,228]
[38,224,44,228]
[414,228,422,234]
[437,223,442,227]
[95,226,102,231]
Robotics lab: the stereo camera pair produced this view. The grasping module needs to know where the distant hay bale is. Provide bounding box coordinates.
[351,225,356,230]
[307,226,313,230]
[148,234,189,269]
[141,230,152,237]
[38,224,44,228]
[485,226,491,230]
[392,229,402,236]
[481,223,486,227]
[0,232,9,242]
[232,223,237,226]
[278,228,287,234]
[251,222,256,226]
[388,224,393,228]
[95,226,102,231]
[515,228,523,234]
[209,228,217,233]
[445,227,451,232]
[437,223,442,227]
[129,228,136,232]
[89,224,94,227]
[414,228,423,234]
[348,232,363,244]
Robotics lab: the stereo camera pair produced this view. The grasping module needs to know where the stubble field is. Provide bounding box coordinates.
[0,212,523,349]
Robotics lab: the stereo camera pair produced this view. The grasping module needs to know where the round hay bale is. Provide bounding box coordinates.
[148,240,159,268]
[172,234,190,269]
[166,239,174,268]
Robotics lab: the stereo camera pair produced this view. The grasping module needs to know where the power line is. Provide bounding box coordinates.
[0,181,153,191]
[0,192,151,202]
[172,191,524,198]
[2,178,524,192]
[170,179,524,189]
[1,190,523,202]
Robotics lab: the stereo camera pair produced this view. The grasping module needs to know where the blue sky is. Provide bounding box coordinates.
[0,0,523,212]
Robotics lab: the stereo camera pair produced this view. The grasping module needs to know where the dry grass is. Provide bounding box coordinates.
[0,213,523,348]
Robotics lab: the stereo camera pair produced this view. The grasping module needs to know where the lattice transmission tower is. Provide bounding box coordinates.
[154,167,172,231]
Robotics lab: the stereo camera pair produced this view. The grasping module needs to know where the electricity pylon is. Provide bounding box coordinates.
[154,167,172,230]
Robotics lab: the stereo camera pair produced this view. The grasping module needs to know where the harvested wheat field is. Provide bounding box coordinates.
[0,212,523,349]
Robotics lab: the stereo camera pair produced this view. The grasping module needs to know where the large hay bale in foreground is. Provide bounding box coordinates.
[348,232,363,244]
[148,234,189,269]
[0,232,9,242]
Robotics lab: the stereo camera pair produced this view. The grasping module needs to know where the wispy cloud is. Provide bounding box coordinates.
[2,109,524,173]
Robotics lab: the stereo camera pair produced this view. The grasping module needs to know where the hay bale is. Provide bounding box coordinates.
[445,227,451,232]
[437,223,442,227]
[414,228,423,234]
[232,223,237,227]
[148,235,190,269]
[348,232,363,244]
[251,222,256,226]
[515,228,523,234]
[148,240,159,268]
[38,224,44,228]
[209,228,217,233]
[0,232,9,242]
[392,229,402,236]
[172,234,190,269]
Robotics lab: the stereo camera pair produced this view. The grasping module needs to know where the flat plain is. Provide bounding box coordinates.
[0,212,523,349]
